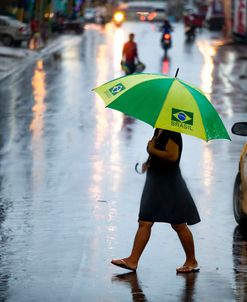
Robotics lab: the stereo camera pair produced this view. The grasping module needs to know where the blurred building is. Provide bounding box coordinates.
[0,0,12,13]
[1,0,245,41]
[231,0,247,41]
[0,0,84,21]
[205,0,225,30]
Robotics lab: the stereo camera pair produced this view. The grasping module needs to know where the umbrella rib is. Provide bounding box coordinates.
[177,80,208,141]
[107,77,174,127]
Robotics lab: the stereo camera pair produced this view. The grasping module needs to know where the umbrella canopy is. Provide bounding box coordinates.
[92,73,230,141]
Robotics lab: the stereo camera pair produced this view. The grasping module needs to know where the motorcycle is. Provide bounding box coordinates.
[161,32,172,58]
[113,11,125,27]
[232,122,247,225]
[185,25,196,42]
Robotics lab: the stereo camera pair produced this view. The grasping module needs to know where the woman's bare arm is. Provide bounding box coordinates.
[147,138,179,162]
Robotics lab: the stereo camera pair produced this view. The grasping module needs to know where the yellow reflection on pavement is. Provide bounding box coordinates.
[113,27,124,76]
[202,144,213,190]
[30,60,46,134]
[89,25,124,251]
[197,39,233,117]
[197,40,216,95]
[92,24,124,198]
[30,60,46,188]
[95,42,109,152]
[197,143,214,219]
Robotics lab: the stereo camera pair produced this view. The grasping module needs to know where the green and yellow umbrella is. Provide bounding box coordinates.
[92,72,230,141]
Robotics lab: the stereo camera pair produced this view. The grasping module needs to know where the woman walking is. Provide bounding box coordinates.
[111,129,200,273]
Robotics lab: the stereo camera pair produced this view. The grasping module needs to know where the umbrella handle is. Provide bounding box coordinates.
[135,163,144,174]
[135,130,156,175]
[135,157,150,175]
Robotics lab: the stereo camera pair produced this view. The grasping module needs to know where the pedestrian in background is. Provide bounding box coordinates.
[111,129,201,273]
[121,33,139,75]
[30,18,41,49]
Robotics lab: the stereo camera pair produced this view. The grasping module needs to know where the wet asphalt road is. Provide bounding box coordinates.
[0,21,247,301]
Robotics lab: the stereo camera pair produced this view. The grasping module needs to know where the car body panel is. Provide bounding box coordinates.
[117,1,166,22]
[232,122,247,224]
[0,15,31,45]
[239,143,247,215]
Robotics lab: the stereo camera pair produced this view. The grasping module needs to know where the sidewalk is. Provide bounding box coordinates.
[0,46,37,81]
[0,34,82,82]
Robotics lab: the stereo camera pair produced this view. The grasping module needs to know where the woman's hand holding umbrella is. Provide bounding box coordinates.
[141,162,149,173]
[147,139,156,154]
[135,156,150,175]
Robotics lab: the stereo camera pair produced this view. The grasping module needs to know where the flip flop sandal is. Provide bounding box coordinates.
[111,259,136,272]
[176,266,200,274]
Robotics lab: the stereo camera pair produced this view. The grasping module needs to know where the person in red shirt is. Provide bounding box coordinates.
[122,33,139,75]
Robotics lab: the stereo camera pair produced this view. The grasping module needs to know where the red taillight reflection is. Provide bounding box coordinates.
[18,27,24,33]
[164,33,171,39]
[162,59,169,74]
[147,12,156,21]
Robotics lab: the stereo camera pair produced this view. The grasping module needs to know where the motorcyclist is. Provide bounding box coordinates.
[184,14,197,41]
[160,18,173,34]
[185,24,197,41]
[160,18,173,56]
[160,18,173,45]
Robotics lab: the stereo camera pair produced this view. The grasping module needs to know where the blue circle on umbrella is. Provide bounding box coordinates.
[113,85,122,93]
[178,112,186,122]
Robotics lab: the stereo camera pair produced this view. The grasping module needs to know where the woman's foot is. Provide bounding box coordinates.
[111,258,137,271]
[176,261,199,274]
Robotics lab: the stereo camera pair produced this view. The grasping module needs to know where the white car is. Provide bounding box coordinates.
[83,8,96,22]
[147,8,166,22]
[0,15,31,46]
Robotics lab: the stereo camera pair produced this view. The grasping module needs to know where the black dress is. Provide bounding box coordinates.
[138,129,200,225]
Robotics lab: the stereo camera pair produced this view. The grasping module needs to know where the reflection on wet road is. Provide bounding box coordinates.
[0,21,246,301]
[111,269,234,302]
[232,226,247,302]
[30,60,47,190]
[197,39,216,95]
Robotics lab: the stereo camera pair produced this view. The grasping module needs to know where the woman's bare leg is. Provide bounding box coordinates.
[111,220,154,270]
[171,223,199,272]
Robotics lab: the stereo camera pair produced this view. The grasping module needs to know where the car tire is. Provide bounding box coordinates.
[2,35,13,46]
[233,172,247,225]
